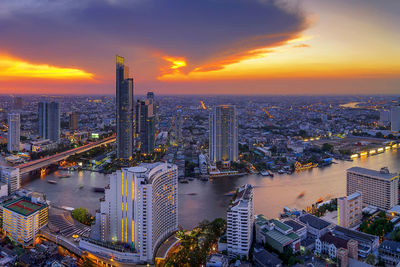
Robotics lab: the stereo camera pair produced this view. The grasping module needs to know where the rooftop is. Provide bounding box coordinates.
[253,248,282,266]
[347,167,398,181]
[319,232,348,249]
[379,240,400,252]
[283,219,306,232]
[333,226,378,243]
[3,197,47,216]
[299,214,331,230]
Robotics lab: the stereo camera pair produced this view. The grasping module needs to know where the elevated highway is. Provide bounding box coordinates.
[17,136,116,175]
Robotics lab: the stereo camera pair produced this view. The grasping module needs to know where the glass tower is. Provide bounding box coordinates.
[116,55,134,159]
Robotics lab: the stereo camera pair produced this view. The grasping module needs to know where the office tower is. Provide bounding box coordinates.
[337,192,362,228]
[89,163,178,263]
[227,184,253,258]
[0,166,20,194]
[69,111,79,131]
[7,113,20,152]
[38,102,60,142]
[391,105,400,132]
[209,105,238,164]
[13,97,23,110]
[116,55,134,159]
[173,107,183,143]
[2,196,48,246]
[136,100,155,154]
[347,167,399,210]
[146,92,154,104]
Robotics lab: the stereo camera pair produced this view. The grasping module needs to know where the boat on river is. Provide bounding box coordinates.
[47,180,57,184]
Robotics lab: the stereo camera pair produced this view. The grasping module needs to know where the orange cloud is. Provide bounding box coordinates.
[0,54,94,80]
[292,43,310,48]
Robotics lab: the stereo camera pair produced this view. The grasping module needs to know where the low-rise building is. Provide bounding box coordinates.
[282,219,307,240]
[315,232,349,259]
[255,215,300,253]
[298,214,332,238]
[253,245,282,267]
[2,196,48,246]
[30,139,58,152]
[206,253,229,267]
[332,226,379,258]
[378,240,400,266]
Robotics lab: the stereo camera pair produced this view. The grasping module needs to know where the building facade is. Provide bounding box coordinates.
[337,191,362,228]
[88,163,178,264]
[209,105,238,164]
[69,111,79,131]
[7,113,20,152]
[227,184,253,258]
[379,240,400,266]
[116,55,134,159]
[136,99,155,154]
[347,167,399,210]
[0,167,20,194]
[391,105,400,132]
[38,102,60,142]
[2,196,48,246]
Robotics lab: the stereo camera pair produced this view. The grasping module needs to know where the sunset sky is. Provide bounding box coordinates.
[0,0,399,95]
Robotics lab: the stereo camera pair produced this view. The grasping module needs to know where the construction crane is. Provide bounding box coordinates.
[261,107,274,119]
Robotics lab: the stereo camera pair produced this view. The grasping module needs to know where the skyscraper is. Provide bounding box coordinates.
[173,107,183,144]
[227,184,253,258]
[86,163,178,264]
[391,105,400,132]
[209,105,238,164]
[116,55,134,159]
[38,102,60,142]
[136,99,155,154]
[69,111,79,131]
[7,113,20,152]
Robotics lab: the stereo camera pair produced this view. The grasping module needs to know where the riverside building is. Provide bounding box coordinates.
[81,162,178,265]
[227,184,253,258]
[347,167,398,210]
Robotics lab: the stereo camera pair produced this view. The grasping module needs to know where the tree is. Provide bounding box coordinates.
[71,208,93,225]
[321,143,334,152]
[375,132,384,138]
[365,254,376,265]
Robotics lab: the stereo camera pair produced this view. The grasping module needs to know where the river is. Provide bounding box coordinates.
[23,149,400,229]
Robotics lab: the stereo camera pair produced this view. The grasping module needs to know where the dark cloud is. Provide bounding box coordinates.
[0,0,308,76]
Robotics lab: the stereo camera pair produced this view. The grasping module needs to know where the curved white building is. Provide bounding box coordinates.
[82,162,178,264]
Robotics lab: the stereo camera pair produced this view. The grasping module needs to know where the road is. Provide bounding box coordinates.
[17,136,116,174]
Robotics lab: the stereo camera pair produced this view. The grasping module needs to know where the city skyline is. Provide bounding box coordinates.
[0,0,399,95]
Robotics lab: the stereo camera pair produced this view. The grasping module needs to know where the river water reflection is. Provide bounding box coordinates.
[23,149,400,229]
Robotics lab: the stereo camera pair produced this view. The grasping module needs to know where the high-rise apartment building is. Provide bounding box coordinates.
[69,111,79,131]
[2,196,48,246]
[136,100,155,154]
[337,192,362,228]
[0,166,20,194]
[13,97,23,110]
[209,105,238,164]
[116,55,134,159]
[391,105,400,132]
[347,167,399,210]
[86,163,178,264]
[38,102,60,142]
[227,184,253,258]
[7,113,20,152]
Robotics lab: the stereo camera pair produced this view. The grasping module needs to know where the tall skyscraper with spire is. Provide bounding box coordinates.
[116,55,134,159]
